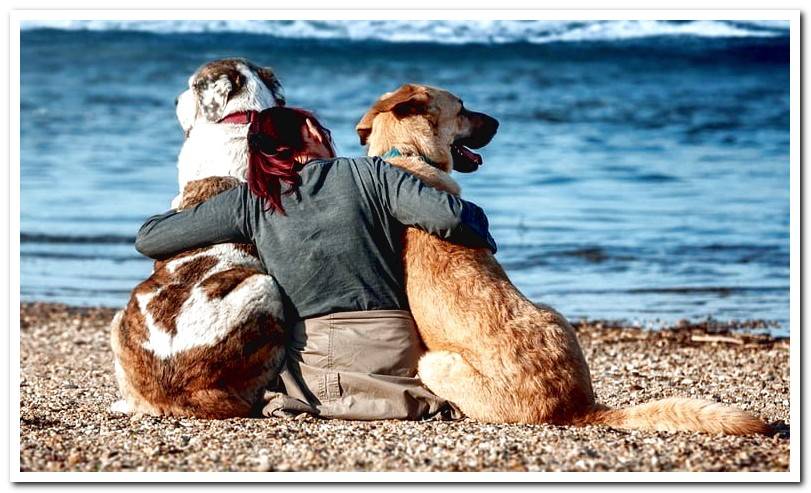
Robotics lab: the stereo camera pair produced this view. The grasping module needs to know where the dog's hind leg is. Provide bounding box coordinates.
[418,350,499,422]
[217,273,287,371]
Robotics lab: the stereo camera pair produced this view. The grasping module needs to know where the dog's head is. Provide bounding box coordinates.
[356,84,498,173]
[176,58,286,137]
[179,176,241,209]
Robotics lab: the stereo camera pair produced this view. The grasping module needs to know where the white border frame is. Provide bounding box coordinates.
[8,9,801,483]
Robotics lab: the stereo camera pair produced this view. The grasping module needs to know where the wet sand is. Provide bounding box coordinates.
[19,302,790,472]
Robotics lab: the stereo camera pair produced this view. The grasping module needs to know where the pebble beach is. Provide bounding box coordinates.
[18,302,790,473]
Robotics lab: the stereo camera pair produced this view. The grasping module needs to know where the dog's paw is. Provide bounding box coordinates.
[418,350,465,386]
[109,399,131,414]
[437,175,462,196]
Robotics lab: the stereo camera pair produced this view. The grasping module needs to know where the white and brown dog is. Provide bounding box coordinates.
[110,177,286,418]
[110,59,287,418]
[172,58,285,208]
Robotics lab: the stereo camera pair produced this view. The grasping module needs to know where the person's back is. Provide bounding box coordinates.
[247,156,424,320]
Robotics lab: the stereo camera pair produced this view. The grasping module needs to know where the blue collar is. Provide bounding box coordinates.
[381,148,440,167]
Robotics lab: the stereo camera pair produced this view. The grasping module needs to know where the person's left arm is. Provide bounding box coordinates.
[135,184,254,259]
[371,157,498,253]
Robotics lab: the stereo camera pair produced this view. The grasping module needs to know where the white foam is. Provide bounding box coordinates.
[20,20,789,45]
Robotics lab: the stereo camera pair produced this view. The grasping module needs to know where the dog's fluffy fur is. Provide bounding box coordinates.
[357,84,770,435]
[110,177,286,418]
[110,59,287,418]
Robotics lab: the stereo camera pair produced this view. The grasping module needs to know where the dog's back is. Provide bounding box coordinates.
[111,177,286,418]
[177,124,252,195]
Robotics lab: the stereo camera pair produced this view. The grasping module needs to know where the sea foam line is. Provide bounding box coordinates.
[19,20,789,45]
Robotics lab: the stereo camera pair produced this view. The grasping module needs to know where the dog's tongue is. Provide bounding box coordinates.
[457,144,482,165]
[452,144,483,173]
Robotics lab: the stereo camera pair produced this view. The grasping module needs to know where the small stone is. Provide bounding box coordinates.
[67,452,82,466]
[256,456,272,472]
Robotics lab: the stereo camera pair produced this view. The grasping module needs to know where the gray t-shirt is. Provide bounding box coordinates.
[135,156,496,320]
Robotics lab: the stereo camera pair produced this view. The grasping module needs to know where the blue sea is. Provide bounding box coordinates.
[19,20,791,335]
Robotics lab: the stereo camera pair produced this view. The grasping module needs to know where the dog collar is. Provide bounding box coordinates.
[218,110,259,125]
[381,148,441,167]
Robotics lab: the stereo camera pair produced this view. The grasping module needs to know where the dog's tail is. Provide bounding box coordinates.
[573,398,770,435]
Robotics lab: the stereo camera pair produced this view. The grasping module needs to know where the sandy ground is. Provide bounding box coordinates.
[19,302,790,473]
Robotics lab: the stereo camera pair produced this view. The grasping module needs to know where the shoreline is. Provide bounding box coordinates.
[19,301,790,340]
[19,302,790,472]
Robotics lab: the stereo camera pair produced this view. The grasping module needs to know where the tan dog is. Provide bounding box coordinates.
[357,84,770,434]
[110,177,286,418]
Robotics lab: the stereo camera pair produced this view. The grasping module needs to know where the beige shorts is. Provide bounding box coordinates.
[262,309,461,421]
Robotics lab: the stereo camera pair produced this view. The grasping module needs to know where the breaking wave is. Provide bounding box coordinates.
[20,19,790,45]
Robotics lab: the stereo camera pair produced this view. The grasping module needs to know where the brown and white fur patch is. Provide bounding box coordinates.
[111,177,286,418]
[358,84,770,435]
[172,58,285,208]
[110,58,288,418]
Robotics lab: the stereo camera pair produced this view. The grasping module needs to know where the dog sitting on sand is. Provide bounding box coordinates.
[110,59,287,417]
[358,83,770,435]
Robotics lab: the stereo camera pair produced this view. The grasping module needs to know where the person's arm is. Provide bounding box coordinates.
[371,157,497,253]
[135,184,254,259]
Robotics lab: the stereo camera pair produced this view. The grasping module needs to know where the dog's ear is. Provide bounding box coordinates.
[355,110,376,146]
[386,84,432,117]
[356,84,432,146]
[355,109,377,146]
[255,66,286,107]
[194,72,243,122]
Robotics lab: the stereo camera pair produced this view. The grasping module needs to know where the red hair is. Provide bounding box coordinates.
[246,107,335,214]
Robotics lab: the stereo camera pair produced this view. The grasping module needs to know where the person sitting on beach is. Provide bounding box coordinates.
[134,106,497,421]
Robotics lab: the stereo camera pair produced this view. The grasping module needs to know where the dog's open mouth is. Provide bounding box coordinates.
[451,143,483,173]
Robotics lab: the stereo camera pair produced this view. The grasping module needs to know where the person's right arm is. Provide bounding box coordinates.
[370,157,498,253]
[135,184,254,259]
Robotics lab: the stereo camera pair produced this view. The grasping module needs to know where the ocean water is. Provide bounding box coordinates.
[19,21,791,334]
